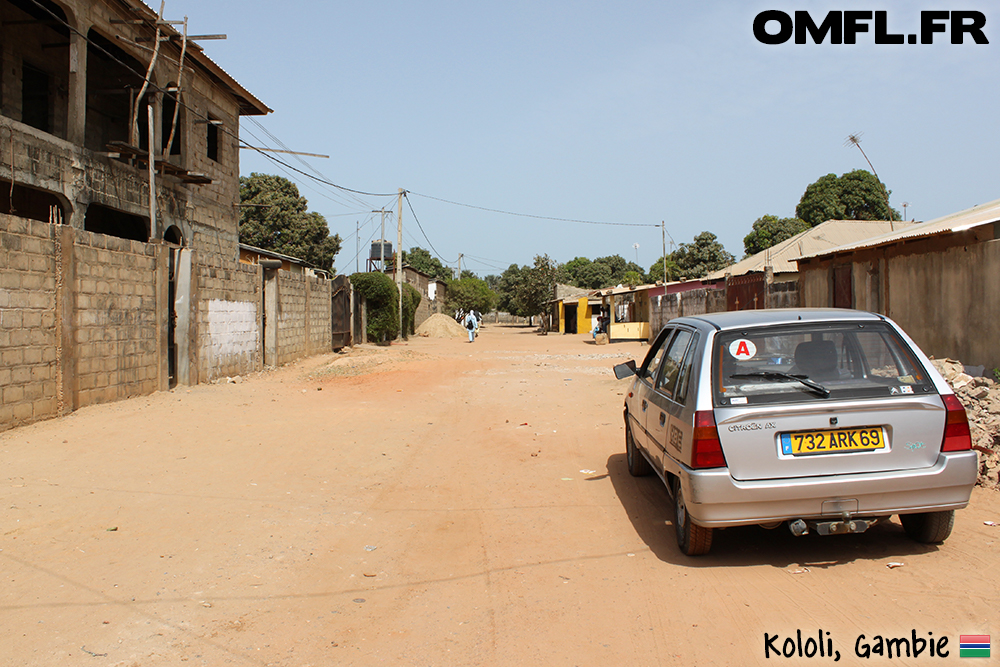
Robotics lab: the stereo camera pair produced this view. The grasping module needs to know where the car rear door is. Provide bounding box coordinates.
[645,327,697,472]
[629,327,672,453]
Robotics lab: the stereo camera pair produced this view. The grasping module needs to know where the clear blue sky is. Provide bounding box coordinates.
[162,0,999,277]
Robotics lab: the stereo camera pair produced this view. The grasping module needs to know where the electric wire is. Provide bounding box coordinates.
[25,0,661,263]
[407,190,659,227]
[402,192,455,265]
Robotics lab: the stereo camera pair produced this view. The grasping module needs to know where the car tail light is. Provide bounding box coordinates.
[941,394,972,452]
[691,410,727,469]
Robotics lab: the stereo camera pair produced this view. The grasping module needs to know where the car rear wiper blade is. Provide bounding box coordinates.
[729,371,831,398]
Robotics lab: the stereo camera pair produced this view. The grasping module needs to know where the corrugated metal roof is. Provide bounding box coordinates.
[795,197,1000,261]
[704,219,912,280]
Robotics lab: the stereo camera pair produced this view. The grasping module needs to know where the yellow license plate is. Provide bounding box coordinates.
[780,427,885,456]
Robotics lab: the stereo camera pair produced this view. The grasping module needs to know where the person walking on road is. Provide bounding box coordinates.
[463,311,477,343]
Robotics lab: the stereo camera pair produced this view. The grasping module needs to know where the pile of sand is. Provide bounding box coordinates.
[416,313,469,338]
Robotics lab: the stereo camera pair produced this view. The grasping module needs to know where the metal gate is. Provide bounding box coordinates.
[727,272,766,311]
[331,275,352,350]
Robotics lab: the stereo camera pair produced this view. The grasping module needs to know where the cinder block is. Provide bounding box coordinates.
[0,271,20,289]
[7,253,29,271]
[22,310,42,328]
[12,402,33,421]
[23,348,42,364]
[4,385,25,403]
[33,398,57,419]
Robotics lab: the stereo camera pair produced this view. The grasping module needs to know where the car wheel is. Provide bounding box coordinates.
[625,420,651,477]
[674,480,712,556]
[899,510,955,544]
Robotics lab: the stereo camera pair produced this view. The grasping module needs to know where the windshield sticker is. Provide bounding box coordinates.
[899,385,913,394]
[729,339,757,360]
[729,396,748,405]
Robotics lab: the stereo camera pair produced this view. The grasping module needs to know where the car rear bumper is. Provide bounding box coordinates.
[682,451,979,527]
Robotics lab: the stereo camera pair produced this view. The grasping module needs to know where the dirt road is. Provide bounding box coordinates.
[2,324,998,666]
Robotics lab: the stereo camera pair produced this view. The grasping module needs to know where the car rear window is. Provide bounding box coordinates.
[713,322,935,406]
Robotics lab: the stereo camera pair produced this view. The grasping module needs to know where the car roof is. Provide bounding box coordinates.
[674,308,886,331]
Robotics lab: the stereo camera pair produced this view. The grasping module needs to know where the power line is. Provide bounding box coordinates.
[407,190,659,227]
[402,192,455,265]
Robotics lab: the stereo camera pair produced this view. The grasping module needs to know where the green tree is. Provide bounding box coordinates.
[743,215,810,256]
[521,255,557,322]
[401,283,421,337]
[349,271,398,343]
[672,232,735,279]
[494,255,556,319]
[239,174,342,270]
[558,257,593,286]
[446,277,496,314]
[496,264,526,316]
[574,262,612,289]
[796,170,900,227]
[648,255,680,283]
[621,270,644,288]
[401,247,450,281]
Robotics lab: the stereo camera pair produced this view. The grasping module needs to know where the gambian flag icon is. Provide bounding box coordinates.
[959,635,990,658]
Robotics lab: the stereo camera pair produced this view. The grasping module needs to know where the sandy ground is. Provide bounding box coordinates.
[1,324,998,667]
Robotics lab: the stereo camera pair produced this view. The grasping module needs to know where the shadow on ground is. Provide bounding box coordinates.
[606,452,939,569]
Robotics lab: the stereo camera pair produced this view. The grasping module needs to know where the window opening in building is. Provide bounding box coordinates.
[20,62,50,133]
[84,203,149,242]
[206,116,220,162]
[163,225,184,245]
[161,87,182,156]
[0,179,64,223]
[85,29,146,154]
[2,0,70,137]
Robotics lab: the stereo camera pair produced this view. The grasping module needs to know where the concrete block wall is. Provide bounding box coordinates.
[198,260,261,380]
[72,230,159,408]
[0,216,58,430]
[308,275,332,354]
[276,273,307,366]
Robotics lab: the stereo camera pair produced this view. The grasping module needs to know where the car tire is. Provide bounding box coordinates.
[899,510,955,544]
[625,420,651,477]
[674,480,712,556]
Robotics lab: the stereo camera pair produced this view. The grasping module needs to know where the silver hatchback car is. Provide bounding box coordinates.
[614,309,978,556]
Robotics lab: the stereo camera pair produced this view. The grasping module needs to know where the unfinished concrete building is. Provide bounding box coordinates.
[0,0,335,431]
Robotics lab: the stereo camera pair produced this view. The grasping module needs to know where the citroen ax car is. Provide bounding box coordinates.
[613,309,978,556]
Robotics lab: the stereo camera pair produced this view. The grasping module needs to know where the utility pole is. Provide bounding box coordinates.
[396,189,404,338]
[661,222,666,285]
[355,221,359,274]
[372,208,387,271]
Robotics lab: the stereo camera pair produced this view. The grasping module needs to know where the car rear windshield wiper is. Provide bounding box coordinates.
[729,371,831,398]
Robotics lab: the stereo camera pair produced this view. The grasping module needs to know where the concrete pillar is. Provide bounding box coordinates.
[174,248,193,385]
[155,245,170,390]
[263,269,278,366]
[67,29,88,145]
[56,225,77,414]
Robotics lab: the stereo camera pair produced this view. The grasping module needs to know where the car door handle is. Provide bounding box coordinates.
[641,400,648,411]
[659,412,666,426]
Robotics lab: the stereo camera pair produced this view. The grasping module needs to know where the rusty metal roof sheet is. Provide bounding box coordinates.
[794,198,1000,261]
[704,219,912,280]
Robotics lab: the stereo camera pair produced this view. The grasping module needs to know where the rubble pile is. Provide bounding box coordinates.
[929,358,1000,489]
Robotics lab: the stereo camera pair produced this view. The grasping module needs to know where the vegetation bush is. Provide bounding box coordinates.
[402,283,421,337]
[350,272,399,343]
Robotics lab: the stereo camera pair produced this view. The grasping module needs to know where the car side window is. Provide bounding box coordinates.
[674,333,700,403]
[641,328,673,383]
[657,329,693,400]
